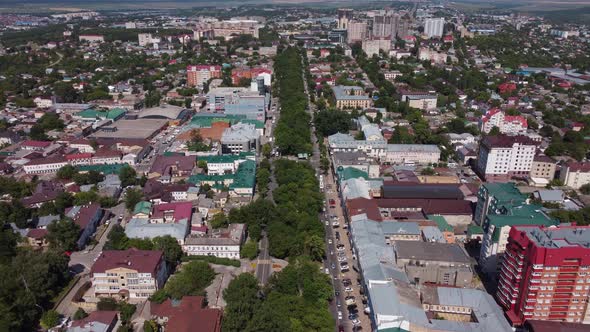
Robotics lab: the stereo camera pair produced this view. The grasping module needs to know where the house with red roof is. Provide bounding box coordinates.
[21,140,52,151]
[498,82,517,94]
[150,296,221,332]
[25,228,49,248]
[479,108,527,135]
[91,249,168,300]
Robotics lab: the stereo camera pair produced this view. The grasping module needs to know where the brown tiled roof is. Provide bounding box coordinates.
[151,296,221,332]
[567,162,590,173]
[150,155,195,175]
[65,203,102,230]
[481,134,538,148]
[346,198,382,221]
[534,154,555,163]
[27,228,48,239]
[91,248,163,274]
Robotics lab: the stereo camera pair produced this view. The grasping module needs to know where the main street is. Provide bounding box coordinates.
[300,55,371,331]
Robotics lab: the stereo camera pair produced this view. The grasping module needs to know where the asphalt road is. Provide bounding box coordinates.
[255,231,271,285]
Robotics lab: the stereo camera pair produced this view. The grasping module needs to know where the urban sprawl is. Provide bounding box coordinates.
[1,3,590,332]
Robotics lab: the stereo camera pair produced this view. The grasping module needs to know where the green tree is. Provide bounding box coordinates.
[420,167,436,176]
[222,273,261,332]
[124,188,143,212]
[40,310,60,330]
[73,308,88,320]
[210,213,229,229]
[240,240,258,260]
[104,224,129,250]
[164,260,215,300]
[152,235,183,268]
[262,143,272,159]
[119,165,137,187]
[580,184,590,195]
[47,218,81,251]
[56,165,77,179]
[304,235,325,261]
[488,126,501,136]
[143,320,158,332]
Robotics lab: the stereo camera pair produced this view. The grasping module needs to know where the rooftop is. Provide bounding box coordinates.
[394,241,471,264]
[91,248,163,274]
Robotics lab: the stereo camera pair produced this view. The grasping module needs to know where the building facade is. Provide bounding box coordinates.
[91,249,169,299]
[559,162,590,189]
[187,65,222,88]
[476,135,538,182]
[424,18,445,38]
[497,225,590,325]
[479,109,528,135]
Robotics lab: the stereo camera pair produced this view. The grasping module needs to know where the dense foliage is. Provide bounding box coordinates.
[150,260,215,303]
[274,47,312,155]
[222,259,334,332]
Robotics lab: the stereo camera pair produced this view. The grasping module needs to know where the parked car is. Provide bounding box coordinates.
[329,199,336,205]
[337,311,343,320]
[345,286,353,292]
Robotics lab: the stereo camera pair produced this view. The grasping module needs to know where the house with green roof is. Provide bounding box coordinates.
[133,201,152,218]
[199,152,255,175]
[188,159,256,197]
[337,166,370,182]
[78,163,128,175]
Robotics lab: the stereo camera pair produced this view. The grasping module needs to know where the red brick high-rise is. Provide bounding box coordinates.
[497,225,590,325]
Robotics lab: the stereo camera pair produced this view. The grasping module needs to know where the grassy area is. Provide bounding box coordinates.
[181,255,241,267]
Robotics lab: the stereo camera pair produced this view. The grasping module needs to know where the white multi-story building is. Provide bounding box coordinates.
[79,34,105,43]
[23,157,68,174]
[383,144,440,165]
[476,135,538,182]
[183,223,245,259]
[424,18,444,38]
[91,249,168,300]
[138,33,153,46]
[479,109,528,134]
[559,162,590,189]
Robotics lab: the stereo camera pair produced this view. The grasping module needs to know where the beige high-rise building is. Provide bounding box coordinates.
[347,21,368,43]
[338,8,353,29]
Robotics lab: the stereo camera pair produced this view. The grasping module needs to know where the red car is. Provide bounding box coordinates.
[329,199,336,205]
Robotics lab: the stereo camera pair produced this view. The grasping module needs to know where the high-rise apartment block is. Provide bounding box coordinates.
[187,65,222,88]
[476,135,538,182]
[347,21,368,43]
[424,18,445,38]
[497,225,590,325]
[338,8,353,30]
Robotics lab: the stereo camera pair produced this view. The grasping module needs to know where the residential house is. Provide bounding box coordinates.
[91,249,169,299]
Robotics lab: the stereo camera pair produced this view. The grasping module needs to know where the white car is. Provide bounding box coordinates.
[328,239,333,244]
[325,220,329,226]
[337,311,343,320]
[344,286,353,292]
[352,318,361,325]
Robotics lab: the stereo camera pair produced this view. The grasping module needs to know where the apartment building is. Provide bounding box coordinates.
[187,65,222,88]
[475,183,558,274]
[361,38,391,57]
[476,135,538,182]
[530,154,557,183]
[559,162,590,189]
[479,109,528,135]
[400,90,438,110]
[91,249,169,299]
[497,225,590,325]
[347,21,368,43]
[333,85,372,110]
[424,18,445,38]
